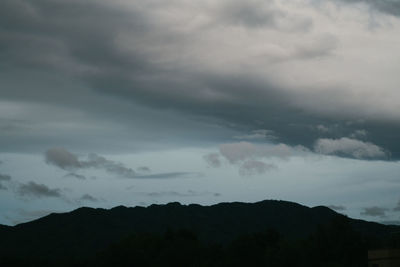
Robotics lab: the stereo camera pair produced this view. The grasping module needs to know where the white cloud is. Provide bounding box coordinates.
[205,141,309,176]
[203,153,222,168]
[239,160,277,176]
[219,141,307,164]
[314,137,387,159]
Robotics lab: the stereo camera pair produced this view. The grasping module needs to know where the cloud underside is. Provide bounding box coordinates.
[137,190,220,198]
[0,0,399,159]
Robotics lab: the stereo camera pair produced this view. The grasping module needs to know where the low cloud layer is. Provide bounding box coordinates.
[233,129,277,141]
[314,138,387,159]
[139,190,220,198]
[0,174,12,181]
[361,206,388,217]
[203,153,222,168]
[79,194,98,202]
[239,160,277,176]
[394,200,400,211]
[46,147,198,179]
[0,174,12,190]
[219,142,307,164]
[17,181,62,199]
[64,173,86,180]
[204,141,305,176]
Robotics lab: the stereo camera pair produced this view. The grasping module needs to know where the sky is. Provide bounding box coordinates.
[1,0,400,226]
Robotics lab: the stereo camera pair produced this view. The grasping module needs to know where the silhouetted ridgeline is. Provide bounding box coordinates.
[0,200,399,266]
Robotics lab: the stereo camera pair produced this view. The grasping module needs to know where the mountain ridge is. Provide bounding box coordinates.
[1,199,399,265]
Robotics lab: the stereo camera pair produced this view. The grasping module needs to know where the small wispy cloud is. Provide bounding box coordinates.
[64,173,86,180]
[233,129,277,141]
[79,194,98,202]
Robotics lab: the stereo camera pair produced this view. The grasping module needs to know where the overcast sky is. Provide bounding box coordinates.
[1,0,400,225]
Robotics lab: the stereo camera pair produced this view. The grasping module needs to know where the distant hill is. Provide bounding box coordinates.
[0,200,399,266]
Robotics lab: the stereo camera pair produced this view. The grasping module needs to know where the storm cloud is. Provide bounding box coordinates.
[0,0,399,160]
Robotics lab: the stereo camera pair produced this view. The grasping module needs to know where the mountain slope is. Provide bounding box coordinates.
[0,200,398,263]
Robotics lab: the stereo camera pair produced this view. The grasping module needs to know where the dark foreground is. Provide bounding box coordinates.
[1,200,399,266]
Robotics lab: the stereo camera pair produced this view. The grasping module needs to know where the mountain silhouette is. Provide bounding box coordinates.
[0,200,399,266]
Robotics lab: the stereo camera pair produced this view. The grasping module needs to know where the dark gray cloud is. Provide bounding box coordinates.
[45,148,82,169]
[0,174,11,181]
[327,205,347,211]
[0,0,399,161]
[17,181,62,198]
[84,153,137,178]
[45,147,137,177]
[360,206,388,217]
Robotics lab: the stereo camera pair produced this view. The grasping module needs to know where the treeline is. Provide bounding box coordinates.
[2,216,399,267]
